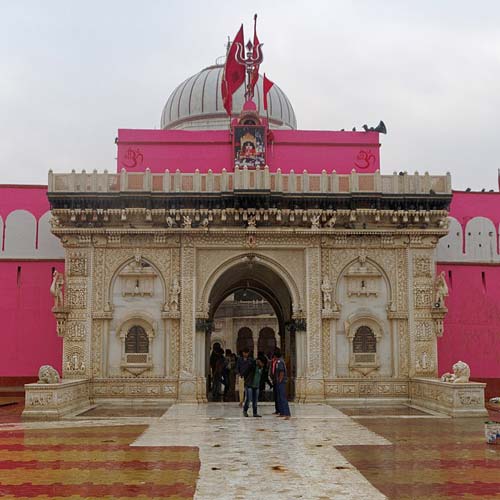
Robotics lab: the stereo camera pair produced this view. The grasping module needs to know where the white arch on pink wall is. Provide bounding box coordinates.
[436,217,463,262]
[464,217,498,262]
[37,211,64,258]
[3,210,37,258]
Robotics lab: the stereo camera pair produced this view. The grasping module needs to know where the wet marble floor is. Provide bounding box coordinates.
[0,400,498,499]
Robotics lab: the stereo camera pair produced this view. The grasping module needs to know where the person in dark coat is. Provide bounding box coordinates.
[273,348,291,419]
[257,351,270,401]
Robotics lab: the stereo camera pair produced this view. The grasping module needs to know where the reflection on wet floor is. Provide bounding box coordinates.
[77,404,171,418]
[337,416,500,500]
[0,399,499,499]
[336,405,430,416]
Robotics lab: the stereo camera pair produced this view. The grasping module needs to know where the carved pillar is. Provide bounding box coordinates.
[304,244,325,401]
[62,246,92,381]
[194,318,209,403]
[178,236,197,401]
[409,247,439,378]
[293,320,307,402]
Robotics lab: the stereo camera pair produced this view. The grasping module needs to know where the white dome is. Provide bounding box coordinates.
[161,64,297,131]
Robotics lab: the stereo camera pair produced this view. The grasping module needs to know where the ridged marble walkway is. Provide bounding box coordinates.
[132,402,390,499]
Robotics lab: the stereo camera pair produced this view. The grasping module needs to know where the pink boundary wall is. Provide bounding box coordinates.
[0,261,63,376]
[0,185,63,377]
[437,263,500,379]
[116,129,380,174]
[1,187,499,381]
[437,190,500,379]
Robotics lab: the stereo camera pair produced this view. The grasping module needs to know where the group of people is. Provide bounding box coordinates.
[209,344,291,419]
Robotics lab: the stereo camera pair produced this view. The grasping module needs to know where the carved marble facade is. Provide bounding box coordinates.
[37,169,457,408]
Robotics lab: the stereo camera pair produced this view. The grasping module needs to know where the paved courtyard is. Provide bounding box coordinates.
[0,399,499,499]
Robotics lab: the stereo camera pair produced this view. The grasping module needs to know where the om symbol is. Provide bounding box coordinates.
[122,148,144,169]
[354,150,375,170]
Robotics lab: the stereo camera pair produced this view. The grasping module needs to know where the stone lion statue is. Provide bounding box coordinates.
[37,365,60,384]
[441,360,470,383]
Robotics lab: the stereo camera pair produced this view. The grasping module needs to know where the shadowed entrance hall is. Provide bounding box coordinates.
[204,257,297,403]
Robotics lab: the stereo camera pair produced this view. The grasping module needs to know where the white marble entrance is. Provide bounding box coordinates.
[132,402,390,499]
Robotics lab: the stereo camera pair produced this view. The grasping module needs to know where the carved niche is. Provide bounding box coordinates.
[344,257,382,297]
[119,256,156,297]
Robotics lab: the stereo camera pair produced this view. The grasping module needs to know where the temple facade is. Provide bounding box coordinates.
[0,54,493,418]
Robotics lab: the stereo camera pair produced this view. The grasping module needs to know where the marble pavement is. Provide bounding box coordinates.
[132,402,391,499]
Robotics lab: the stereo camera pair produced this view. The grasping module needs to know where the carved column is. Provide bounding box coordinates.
[409,245,439,378]
[62,245,92,381]
[304,244,325,401]
[178,236,197,401]
[194,318,209,403]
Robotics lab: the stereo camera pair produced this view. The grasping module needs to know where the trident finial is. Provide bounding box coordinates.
[235,14,263,101]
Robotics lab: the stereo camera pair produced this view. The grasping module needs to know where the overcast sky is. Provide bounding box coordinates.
[1,0,499,190]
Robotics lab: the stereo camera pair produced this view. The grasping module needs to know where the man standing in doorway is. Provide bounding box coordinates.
[274,348,291,419]
[236,348,252,407]
[243,358,264,417]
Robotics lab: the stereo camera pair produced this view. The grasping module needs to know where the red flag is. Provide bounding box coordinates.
[221,25,245,116]
[263,73,274,111]
[250,16,260,94]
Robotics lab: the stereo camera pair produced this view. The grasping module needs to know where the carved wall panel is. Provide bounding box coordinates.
[68,252,88,277]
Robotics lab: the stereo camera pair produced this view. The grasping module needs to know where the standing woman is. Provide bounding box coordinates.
[274,348,291,419]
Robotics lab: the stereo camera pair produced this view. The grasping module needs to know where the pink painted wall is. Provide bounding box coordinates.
[117,129,380,174]
[437,190,500,379]
[0,261,63,376]
[449,190,500,228]
[437,264,500,378]
[0,185,50,221]
[0,186,63,378]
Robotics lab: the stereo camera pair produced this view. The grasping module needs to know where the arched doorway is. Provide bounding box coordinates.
[236,327,254,355]
[203,256,297,402]
[258,327,277,358]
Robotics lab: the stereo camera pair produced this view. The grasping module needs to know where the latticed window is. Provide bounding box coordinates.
[353,326,376,353]
[125,326,149,354]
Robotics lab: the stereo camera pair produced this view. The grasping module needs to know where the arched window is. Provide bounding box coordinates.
[125,326,149,354]
[236,327,254,355]
[353,326,376,353]
[258,327,277,357]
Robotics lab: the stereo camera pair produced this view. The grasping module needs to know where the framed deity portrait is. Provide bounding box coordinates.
[233,125,266,169]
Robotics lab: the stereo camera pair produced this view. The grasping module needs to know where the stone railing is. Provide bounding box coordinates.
[48,167,452,195]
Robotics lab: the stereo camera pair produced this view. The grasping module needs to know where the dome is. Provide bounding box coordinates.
[160,64,297,131]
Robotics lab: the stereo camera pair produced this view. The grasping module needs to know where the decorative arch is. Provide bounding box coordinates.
[107,255,166,306]
[344,311,385,373]
[436,216,463,261]
[236,327,254,354]
[3,210,37,258]
[336,256,393,306]
[115,312,156,376]
[258,327,277,357]
[36,211,64,258]
[464,216,498,261]
[199,253,302,317]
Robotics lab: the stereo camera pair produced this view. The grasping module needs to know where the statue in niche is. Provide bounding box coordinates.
[321,275,333,310]
[247,215,256,229]
[434,271,449,307]
[170,277,181,311]
[166,216,174,228]
[441,360,470,383]
[201,218,209,228]
[182,215,192,228]
[50,270,64,309]
[37,365,60,384]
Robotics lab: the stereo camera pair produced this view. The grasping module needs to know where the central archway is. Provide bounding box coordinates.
[203,255,298,402]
